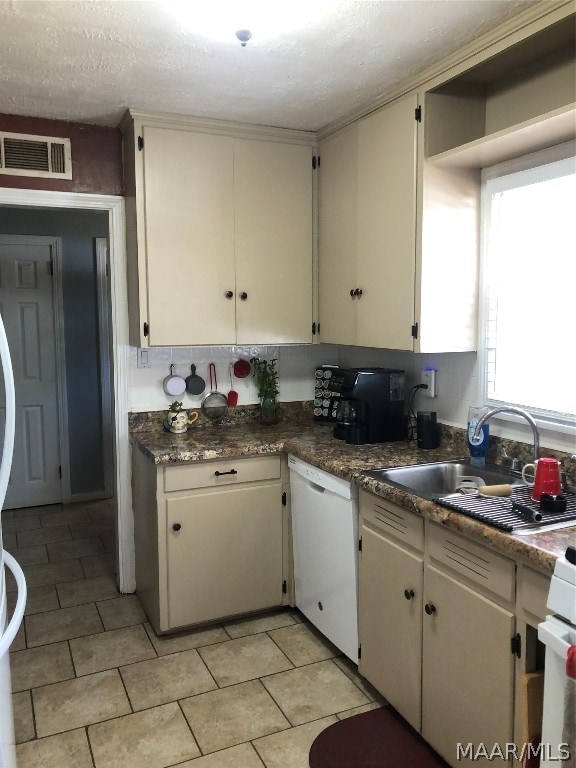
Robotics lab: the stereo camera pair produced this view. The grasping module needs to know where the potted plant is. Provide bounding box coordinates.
[250,357,280,424]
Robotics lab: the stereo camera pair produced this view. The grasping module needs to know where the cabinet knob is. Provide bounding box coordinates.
[354,288,363,297]
[214,469,237,477]
[172,523,182,532]
[350,289,355,297]
[424,603,437,615]
[404,589,415,600]
[239,292,248,301]
[225,290,234,299]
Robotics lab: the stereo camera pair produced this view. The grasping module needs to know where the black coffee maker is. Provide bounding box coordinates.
[330,368,406,444]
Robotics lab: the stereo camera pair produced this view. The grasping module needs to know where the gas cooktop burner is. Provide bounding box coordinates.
[435,486,576,535]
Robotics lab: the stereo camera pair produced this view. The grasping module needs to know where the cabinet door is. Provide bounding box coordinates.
[318,125,358,345]
[358,525,423,730]
[166,484,283,629]
[234,140,313,344]
[142,126,236,345]
[356,94,418,350]
[422,565,515,767]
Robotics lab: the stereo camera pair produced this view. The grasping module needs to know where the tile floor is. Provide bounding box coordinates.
[3,499,385,768]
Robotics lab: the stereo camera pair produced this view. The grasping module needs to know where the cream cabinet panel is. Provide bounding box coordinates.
[142,126,236,346]
[422,565,515,766]
[234,140,313,344]
[359,524,423,730]
[356,94,418,350]
[318,125,358,346]
[166,484,283,629]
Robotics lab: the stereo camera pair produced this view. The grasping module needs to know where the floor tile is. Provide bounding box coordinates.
[261,659,369,725]
[223,609,296,639]
[99,532,116,553]
[10,624,26,651]
[253,715,338,768]
[39,507,91,528]
[332,655,385,702]
[33,669,131,737]
[81,552,117,578]
[17,525,72,548]
[70,624,156,676]
[16,728,94,768]
[2,514,41,533]
[144,621,229,655]
[337,701,385,719]
[22,585,60,616]
[22,559,84,589]
[88,702,200,768]
[121,648,216,711]
[56,574,118,607]
[47,536,105,562]
[180,679,290,754]
[10,641,74,692]
[97,594,146,630]
[176,742,266,767]
[26,603,103,647]
[13,690,35,744]
[70,519,115,539]
[9,545,48,567]
[198,633,293,687]
[2,531,17,551]
[268,622,340,666]
[13,504,61,518]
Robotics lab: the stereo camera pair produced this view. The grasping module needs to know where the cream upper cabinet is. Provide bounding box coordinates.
[122,112,314,347]
[319,93,419,351]
[234,139,313,345]
[318,124,358,346]
[141,126,236,346]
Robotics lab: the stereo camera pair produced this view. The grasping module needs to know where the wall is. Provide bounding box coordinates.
[0,113,123,195]
[0,207,112,496]
[129,342,574,454]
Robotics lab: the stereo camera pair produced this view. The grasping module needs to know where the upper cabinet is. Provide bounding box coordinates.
[319,7,575,353]
[122,112,314,347]
[319,94,419,351]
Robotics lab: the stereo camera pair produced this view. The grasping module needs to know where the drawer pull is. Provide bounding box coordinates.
[404,589,415,601]
[424,603,437,615]
[172,523,182,532]
[214,469,238,477]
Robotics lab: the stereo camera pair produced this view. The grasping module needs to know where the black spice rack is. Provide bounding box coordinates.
[435,486,576,533]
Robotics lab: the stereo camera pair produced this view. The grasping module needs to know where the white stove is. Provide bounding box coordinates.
[538,546,576,767]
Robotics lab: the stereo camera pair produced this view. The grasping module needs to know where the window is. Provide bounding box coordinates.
[480,145,576,428]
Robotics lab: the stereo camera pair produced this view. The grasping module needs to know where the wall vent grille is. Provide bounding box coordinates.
[0,132,72,179]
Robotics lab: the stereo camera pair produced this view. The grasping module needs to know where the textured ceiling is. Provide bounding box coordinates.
[0,0,542,132]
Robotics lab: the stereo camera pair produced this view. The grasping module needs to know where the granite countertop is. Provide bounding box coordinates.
[131,420,574,575]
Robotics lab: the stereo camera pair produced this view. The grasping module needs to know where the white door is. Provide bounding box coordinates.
[0,236,62,509]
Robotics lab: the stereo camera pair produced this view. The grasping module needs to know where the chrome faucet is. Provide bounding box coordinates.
[472,406,540,463]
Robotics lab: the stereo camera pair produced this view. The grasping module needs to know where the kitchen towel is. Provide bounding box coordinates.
[563,646,576,767]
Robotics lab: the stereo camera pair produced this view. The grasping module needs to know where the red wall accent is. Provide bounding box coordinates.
[0,114,123,195]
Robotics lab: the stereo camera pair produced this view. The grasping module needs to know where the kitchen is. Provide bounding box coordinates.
[0,1,575,767]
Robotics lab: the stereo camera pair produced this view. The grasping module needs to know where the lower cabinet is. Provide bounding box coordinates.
[166,484,283,628]
[132,450,289,634]
[358,490,516,768]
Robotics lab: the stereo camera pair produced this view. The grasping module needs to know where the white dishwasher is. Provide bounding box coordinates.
[288,455,359,663]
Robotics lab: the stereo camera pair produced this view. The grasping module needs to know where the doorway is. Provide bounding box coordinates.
[0,210,114,508]
[0,189,133,594]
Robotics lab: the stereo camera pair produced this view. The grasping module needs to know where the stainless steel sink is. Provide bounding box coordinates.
[364,459,519,500]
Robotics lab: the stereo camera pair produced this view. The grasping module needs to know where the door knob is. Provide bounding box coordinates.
[424,603,437,615]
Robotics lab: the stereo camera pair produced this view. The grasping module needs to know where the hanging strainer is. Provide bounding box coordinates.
[201,363,228,422]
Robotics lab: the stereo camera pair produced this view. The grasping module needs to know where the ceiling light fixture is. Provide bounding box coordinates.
[163,0,346,45]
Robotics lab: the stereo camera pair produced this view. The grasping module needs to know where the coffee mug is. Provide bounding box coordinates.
[521,457,562,501]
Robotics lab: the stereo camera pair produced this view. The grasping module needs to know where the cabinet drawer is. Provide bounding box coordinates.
[164,455,281,492]
[428,523,515,603]
[520,566,551,621]
[360,490,424,552]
